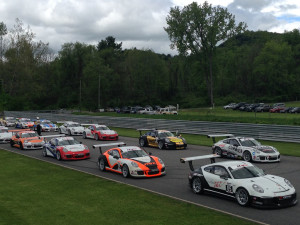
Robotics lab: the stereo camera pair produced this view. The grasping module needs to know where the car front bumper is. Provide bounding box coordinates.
[251,192,297,208]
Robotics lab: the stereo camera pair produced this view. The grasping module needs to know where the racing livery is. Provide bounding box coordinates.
[0,128,27,143]
[10,130,45,150]
[211,135,280,162]
[15,118,34,129]
[43,136,90,160]
[94,142,166,178]
[181,154,297,208]
[58,121,84,136]
[138,129,187,150]
[34,120,58,132]
[82,124,118,141]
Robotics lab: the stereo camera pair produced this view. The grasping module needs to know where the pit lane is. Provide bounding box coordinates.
[2,131,300,225]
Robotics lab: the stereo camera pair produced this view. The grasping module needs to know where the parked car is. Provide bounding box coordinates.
[130,106,143,114]
[290,107,300,113]
[223,103,236,109]
[255,104,271,112]
[279,107,294,113]
[138,108,156,115]
[239,104,250,111]
[270,106,285,113]
[82,124,118,141]
[232,102,246,110]
[95,142,166,178]
[157,107,178,115]
[120,106,131,113]
[180,154,297,207]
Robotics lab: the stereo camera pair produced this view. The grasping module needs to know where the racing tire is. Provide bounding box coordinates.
[122,164,130,178]
[58,128,62,134]
[139,138,147,147]
[95,134,99,141]
[98,157,107,171]
[235,188,250,206]
[56,151,61,161]
[192,177,204,194]
[214,147,223,157]
[243,151,252,162]
[10,140,14,147]
[42,147,47,157]
[68,130,71,136]
[20,142,24,150]
[158,141,164,150]
[83,132,86,139]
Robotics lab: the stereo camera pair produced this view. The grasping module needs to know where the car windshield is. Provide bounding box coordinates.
[21,133,38,138]
[96,126,109,131]
[239,138,260,147]
[122,149,148,159]
[230,166,265,179]
[68,123,80,127]
[58,139,80,146]
[158,131,174,138]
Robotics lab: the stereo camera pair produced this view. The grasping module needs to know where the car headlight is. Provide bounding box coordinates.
[252,184,264,193]
[158,158,164,165]
[62,147,68,153]
[165,138,171,143]
[41,141,45,145]
[284,179,294,188]
[131,161,139,167]
[84,145,88,150]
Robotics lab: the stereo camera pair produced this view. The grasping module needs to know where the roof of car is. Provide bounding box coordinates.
[118,146,143,153]
[209,161,253,168]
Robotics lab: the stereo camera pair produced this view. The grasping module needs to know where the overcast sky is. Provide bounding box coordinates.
[1,0,300,55]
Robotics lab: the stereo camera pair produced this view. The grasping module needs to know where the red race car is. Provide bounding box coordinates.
[94,142,166,178]
[82,124,118,141]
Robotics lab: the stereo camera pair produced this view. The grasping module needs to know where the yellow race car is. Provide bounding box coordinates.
[138,129,187,150]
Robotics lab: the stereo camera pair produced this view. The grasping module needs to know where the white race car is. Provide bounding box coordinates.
[0,126,10,143]
[15,118,34,129]
[82,124,118,141]
[210,134,280,162]
[58,121,84,136]
[181,154,297,208]
[1,117,16,127]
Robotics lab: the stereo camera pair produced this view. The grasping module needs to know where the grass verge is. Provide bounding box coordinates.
[113,127,300,157]
[0,150,257,225]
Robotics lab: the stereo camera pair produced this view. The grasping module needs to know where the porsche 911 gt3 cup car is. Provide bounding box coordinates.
[82,124,118,140]
[1,117,16,127]
[15,118,34,129]
[181,154,297,208]
[10,130,45,150]
[43,136,90,160]
[210,134,280,162]
[94,142,166,178]
[58,121,84,136]
[34,120,58,132]
[0,128,26,143]
[138,129,187,150]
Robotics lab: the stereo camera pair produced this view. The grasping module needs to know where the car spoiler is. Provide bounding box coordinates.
[207,134,234,144]
[136,128,180,136]
[81,123,98,126]
[180,154,221,171]
[10,129,31,134]
[39,134,65,141]
[93,142,126,154]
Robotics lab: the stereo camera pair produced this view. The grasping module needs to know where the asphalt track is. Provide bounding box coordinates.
[2,131,300,225]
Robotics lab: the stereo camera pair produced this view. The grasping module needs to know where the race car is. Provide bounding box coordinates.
[10,130,45,150]
[58,121,84,136]
[1,117,16,127]
[15,118,34,129]
[42,136,90,160]
[138,129,187,150]
[33,120,58,132]
[209,134,280,162]
[94,142,166,178]
[0,128,28,143]
[180,154,297,208]
[82,124,118,141]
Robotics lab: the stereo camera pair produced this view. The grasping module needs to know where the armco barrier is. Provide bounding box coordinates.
[4,111,300,143]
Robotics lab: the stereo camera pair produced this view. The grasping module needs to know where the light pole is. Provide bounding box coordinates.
[98,74,100,110]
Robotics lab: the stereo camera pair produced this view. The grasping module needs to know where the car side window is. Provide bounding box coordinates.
[223,139,229,144]
[90,126,94,130]
[204,166,213,173]
[108,150,114,156]
[213,166,229,178]
[50,139,55,146]
[229,139,239,146]
[112,150,120,158]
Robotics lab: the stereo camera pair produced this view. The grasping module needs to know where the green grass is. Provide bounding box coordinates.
[0,150,257,225]
[75,104,300,125]
[113,127,300,157]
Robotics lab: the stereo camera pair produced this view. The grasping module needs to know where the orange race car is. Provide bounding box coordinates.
[10,130,45,150]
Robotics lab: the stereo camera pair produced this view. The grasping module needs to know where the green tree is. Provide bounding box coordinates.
[0,22,7,63]
[164,1,247,107]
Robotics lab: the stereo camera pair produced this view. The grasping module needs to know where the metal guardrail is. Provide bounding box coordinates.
[4,111,300,143]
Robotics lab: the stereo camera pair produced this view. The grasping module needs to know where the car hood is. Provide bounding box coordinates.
[246,175,292,193]
[131,156,152,163]
[252,145,277,153]
[166,137,183,142]
[100,130,116,135]
[62,144,86,152]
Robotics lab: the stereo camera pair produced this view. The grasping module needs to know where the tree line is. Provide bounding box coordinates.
[0,18,299,111]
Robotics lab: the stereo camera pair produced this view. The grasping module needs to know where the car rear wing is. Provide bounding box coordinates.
[10,129,31,134]
[81,123,98,126]
[40,134,65,141]
[93,142,126,154]
[180,154,221,171]
[207,134,234,144]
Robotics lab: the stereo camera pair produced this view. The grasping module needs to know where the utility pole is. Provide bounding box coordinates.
[98,74,100,110]
[79,79,82,112]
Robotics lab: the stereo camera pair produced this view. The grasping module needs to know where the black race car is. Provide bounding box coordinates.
[138,129,187,150]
